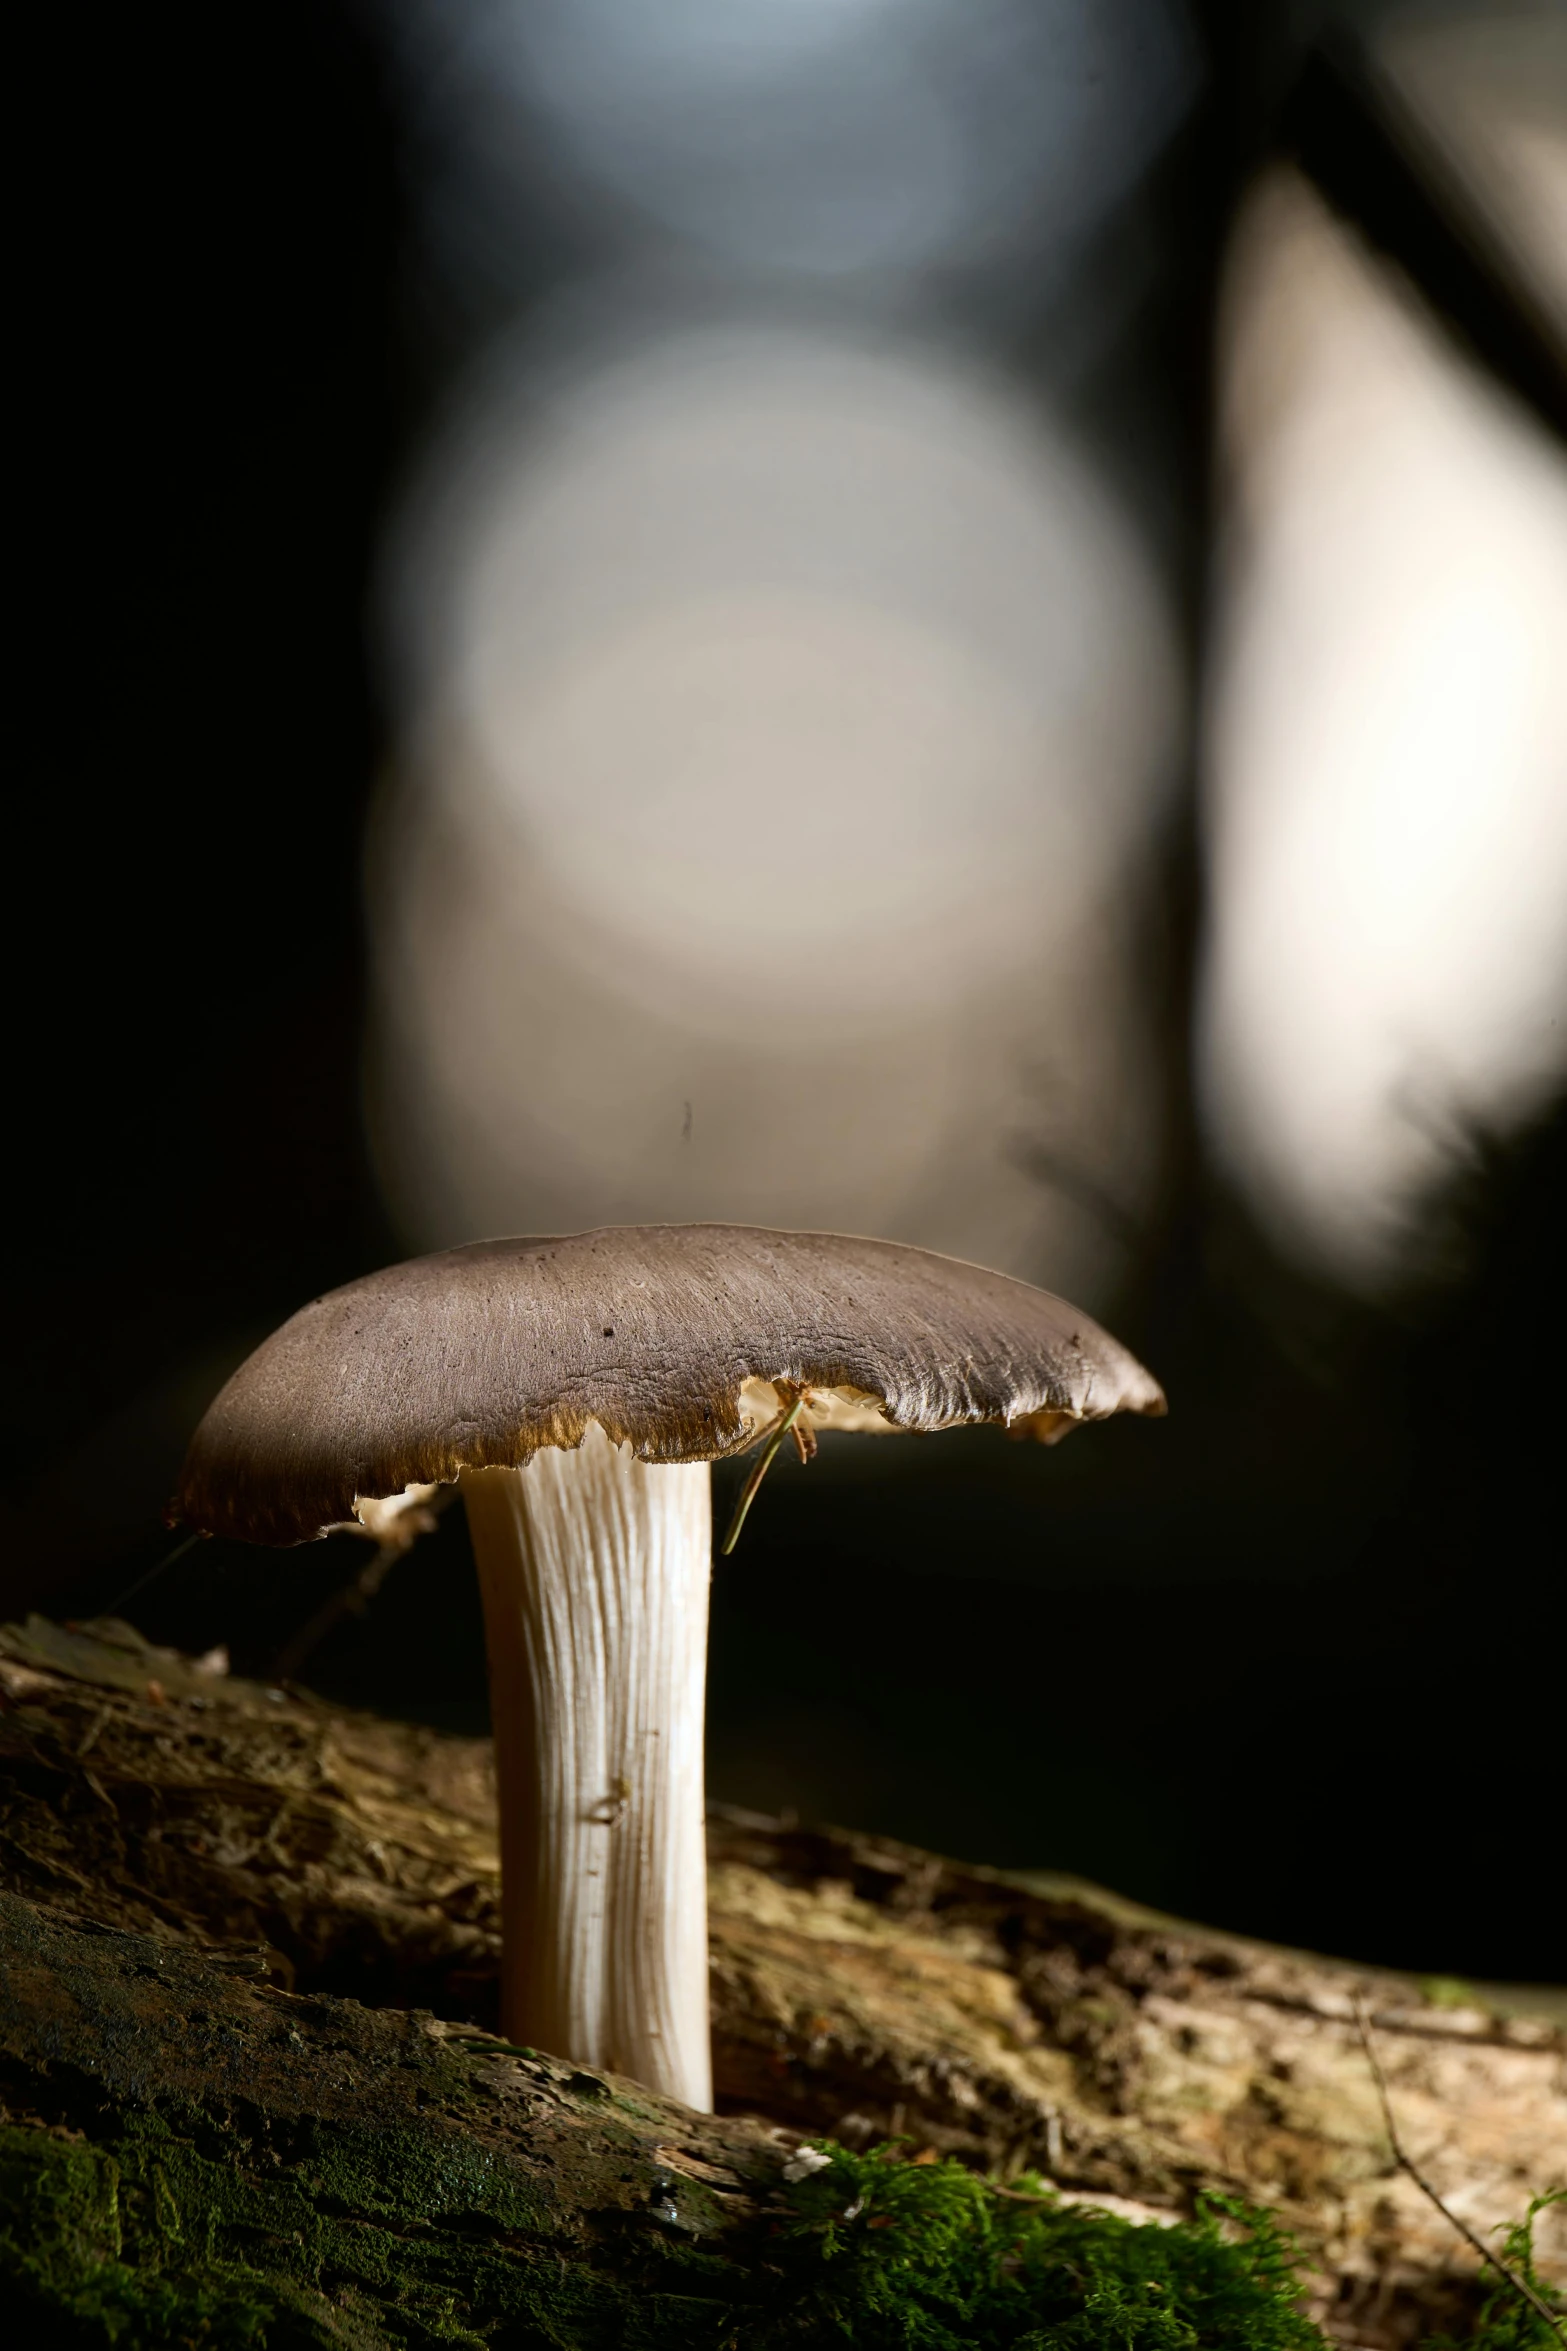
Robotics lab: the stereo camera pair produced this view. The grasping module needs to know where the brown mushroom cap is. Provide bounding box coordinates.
[175,1225,1165,1546]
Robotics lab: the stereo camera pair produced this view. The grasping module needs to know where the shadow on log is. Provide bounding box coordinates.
[1,1615,1562,2345]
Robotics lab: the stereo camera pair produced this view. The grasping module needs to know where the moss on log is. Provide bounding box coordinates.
[1,1614,1562,2346]
[0,1886,818,2347]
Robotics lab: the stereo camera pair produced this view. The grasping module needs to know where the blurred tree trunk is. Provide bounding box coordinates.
[1,1615,1561,2346]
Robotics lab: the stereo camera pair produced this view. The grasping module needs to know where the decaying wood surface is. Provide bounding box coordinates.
[1,1613,1562,2345]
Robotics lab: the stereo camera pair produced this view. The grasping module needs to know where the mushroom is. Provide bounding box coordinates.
[174,1224,1163,2110]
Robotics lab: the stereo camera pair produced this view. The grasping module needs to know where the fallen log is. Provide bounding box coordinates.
[1,1614,1561,2345]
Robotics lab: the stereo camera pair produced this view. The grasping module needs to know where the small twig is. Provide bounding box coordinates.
[100,1527,207,1618]
[273,1539,402,1684]
[1354,1996,1564,2340]
[273,1489,451,1682]
[719,1393,808,1557]
[74,1705,113,1760]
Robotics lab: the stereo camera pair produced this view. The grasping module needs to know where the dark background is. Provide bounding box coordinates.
[9,2,1562,1984]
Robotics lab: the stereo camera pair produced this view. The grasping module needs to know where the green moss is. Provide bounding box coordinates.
[1424,2193,1566,2351]
[772,2144,1328,2347]
[0,2122,469,2347]
[1420,1977,1480,2011]
[3,2122,1556,2348]
[0,2099,783,2350]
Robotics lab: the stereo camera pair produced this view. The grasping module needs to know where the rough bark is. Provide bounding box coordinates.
[0,1887,805,2347]
[1,1614,1562,2347]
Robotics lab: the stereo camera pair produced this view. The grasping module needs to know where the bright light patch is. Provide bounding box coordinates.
[372,325,1179,1294]
[1200,170,1567,1286]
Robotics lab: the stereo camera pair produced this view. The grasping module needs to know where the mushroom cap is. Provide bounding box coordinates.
[175,1225,1165,1546]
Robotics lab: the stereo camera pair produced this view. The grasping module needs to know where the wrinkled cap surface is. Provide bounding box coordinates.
[175,1225,1165,1546]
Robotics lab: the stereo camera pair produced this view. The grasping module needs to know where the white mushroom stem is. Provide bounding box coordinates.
[460,1427,713,2110]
